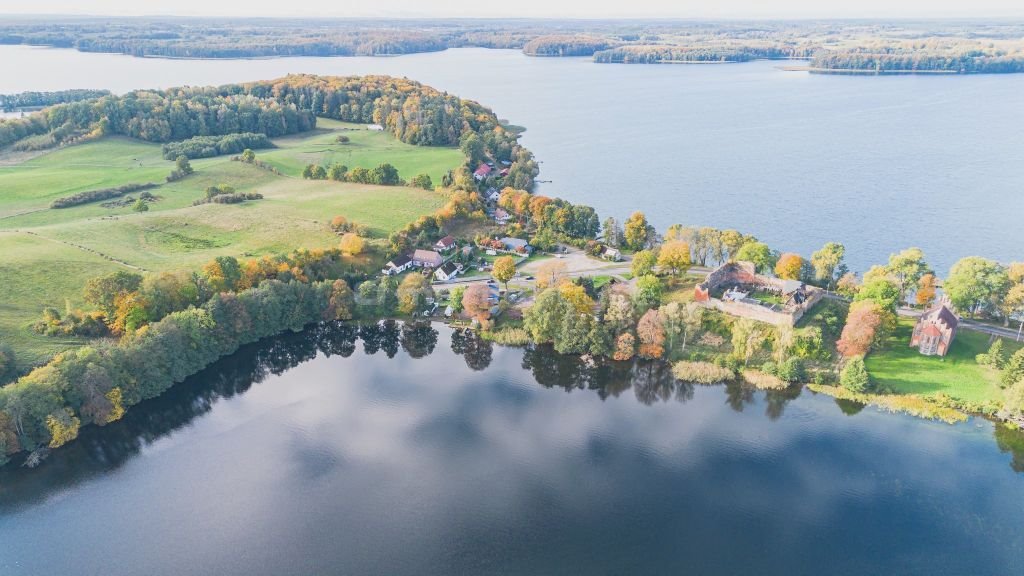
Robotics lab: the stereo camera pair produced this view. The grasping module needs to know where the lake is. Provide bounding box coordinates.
[1,45,1022,273]
[1,322,1023,575]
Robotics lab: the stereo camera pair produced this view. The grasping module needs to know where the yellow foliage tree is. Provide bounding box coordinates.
[492,256,517,290]
[915,273,937,308]
[339,233,366,255]
[46,408,81,449]
[774,252,804,280]
[558,282,595,314]
[657,241,691,276]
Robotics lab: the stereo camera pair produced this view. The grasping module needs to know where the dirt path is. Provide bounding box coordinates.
[17,230,148,271]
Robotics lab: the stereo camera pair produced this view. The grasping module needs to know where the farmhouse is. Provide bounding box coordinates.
[500,237,531,254]
[434,261,462,282]
[382,254,413,276]
[473,164,492,181]
[910,303,959,356]
[435,235,457,252]
[486,188,501,202]
[412,249,444,269]
[493,208,512,224]
[694,261,823,326]
[600,246,622,261]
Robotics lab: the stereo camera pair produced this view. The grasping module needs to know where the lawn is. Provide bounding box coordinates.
[257,119,463,185]
[0,126,459,376]
[865,318,1022,405]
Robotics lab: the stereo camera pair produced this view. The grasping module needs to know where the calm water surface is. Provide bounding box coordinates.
[1,46,1022,272]
[1,323,1023,575]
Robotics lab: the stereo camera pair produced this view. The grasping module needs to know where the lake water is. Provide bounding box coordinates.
[1,45,1022,273]
[1,322,1023,575]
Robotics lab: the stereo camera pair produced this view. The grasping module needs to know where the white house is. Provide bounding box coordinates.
[367,124,384,131]
[434,261,462,282]
[493,208,512,224]
[435,235,457,252]
[486,188,501,203]
[601,246,622,261]
[412,249,444,269]
[382,254,412,275]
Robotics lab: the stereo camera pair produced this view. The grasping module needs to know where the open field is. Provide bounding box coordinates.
[0,122,458,375]
[257,118,464,184]
[866,318,1023,405]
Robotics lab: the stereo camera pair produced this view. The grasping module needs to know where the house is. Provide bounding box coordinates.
[382,254,412,275]
[434,261,462,282]
[500,237,531,254]
[473,164,492,181]
[499,168,510,177]
[493,208,512,224]
[780,280,810,305]
[500,160,513,167]
[367,124,384,131]
[693,261,824,326]
[435,235,457,252]
[412,249,444,269]
[601,246,622,261]
[910,303,959,357]
[486,188,501,203]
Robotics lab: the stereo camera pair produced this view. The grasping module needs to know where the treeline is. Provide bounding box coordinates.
[811,51,1024,74]
[0,89,110,112]
[593,44,812,64]
[161,133,273,160]
[522,35,616,57]
[51,183,158,209]
[0,278,355,464]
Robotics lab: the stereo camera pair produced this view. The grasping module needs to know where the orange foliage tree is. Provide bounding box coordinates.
[837,300,883,357]
[637,309,666,359]
[774,252,804,280]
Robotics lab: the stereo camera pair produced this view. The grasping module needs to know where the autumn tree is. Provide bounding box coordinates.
[613,332,636,361]
[916,273,937,308]
[83,270,143,319]
[339,233,366,255]
[558,282,595,314]
[202,255,242,293]
[397,273,434,315]
[836,272,860,299]
[623,211,651,250]
[657,241,691,276]
[463,283,493,326]
[811,242,845,291]
[637,309,666,359]
[774,253,804,280]
[492,256,516,291]
[837,301,884,357]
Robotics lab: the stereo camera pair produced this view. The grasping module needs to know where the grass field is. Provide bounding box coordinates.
[0,120,459,374]
[865,318,1023,405]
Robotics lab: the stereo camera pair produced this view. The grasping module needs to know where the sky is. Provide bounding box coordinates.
[4,0,1024,19]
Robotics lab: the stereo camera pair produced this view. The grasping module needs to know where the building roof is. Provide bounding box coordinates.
[474,164,492,177]
[494,208,510,219]
[781,279,804,294]
[438,261,460,276]
[921,324,943,338]
[388,254,411,267]
[436,235,456,248]
[501,237,529,250]
[922,304,959,331]
[413,249,443,263]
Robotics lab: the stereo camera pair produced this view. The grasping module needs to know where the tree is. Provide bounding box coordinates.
[720,230,746,260]
[1004,378,1024,417]
[837,301,884,357]
[998,284,1024,328]
[976,339,1006,369]
[774,253,804,280]
[657,241,691,276]
[623,211,650,250]
[46,407,81,448]
[613,332,636,361]
[811,242,845,290]
[916,273,937,308]
[735,241,775,273]
[631,249,657,278]
[463,283,493,325]
[855,277,901,317]
[339,233,366,255]
[661,301,702,354]
[175,155,194,174]
[637,309,666,359]
[492,256,516,291]
[555,309,592,355]
[886,248,929,304]
[836,272,860,299]
[731,319,769,367]
[411,173,433,190]
[240,148,256,163]
[133,199,149,212]
[558,282,595,314]
[330,279,355,320]
[602,217,623,247]
[369,163,401,185]
[83,270,143,318]
[603,290,635,335]
[459,133,486,166]
[635,275,663,311]
[536,260,568,291]
[1003,349,1024,388]
[377,276,399,314]
[524,289,568,343]
[840,357,870,392]
[202,255,242,293]
[397,273,433,315]
[944,257,1009,317]
[0,341,15,381]
[449,286,465,313]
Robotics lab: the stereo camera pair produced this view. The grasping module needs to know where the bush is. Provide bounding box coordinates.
[161,132,273,160]
[777,358,806,383]
[51,183,158,209]
[742,369,788,390]
[480,327,531,346]
[672,361,735,384]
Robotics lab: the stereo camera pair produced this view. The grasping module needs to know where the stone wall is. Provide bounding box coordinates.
[695,261,824,327]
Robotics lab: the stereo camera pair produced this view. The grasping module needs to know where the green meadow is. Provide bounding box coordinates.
[0,119,458,373]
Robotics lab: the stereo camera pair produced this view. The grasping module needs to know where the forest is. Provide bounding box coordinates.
[0,89,110,112]
[2,17,1024,74]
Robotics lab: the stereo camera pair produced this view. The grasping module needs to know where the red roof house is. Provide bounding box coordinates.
[910,303,959,356]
